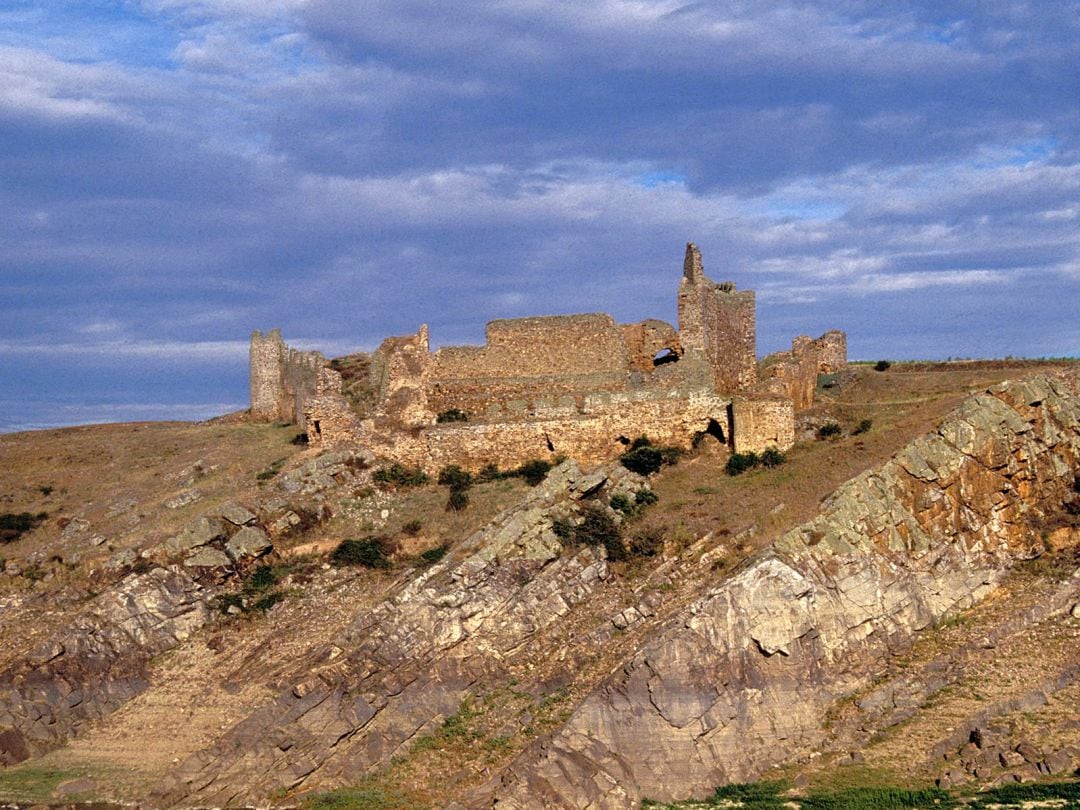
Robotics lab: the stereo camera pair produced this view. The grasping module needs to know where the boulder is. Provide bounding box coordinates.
[166,516,227,555]
[219,502,257,526]
[225,527,272,562]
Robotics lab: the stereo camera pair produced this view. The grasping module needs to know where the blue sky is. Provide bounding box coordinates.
[2,1,1078,432]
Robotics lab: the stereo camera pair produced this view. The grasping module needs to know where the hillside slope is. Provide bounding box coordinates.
[0,362,1077,808]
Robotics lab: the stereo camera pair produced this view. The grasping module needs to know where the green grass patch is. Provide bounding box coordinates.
[0,765,87,803]
[301,783,426,810]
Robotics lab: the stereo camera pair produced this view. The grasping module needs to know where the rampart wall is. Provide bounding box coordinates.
[759,330,849,410]
[249,330,325,423]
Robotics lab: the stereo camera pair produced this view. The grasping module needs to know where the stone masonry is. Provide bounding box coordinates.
[250,245,846,472]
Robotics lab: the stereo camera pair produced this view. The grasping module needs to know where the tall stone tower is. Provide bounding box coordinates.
[677,243,757,393]
[250,329,286,420]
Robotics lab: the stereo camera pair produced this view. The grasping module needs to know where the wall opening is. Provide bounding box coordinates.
[616,435,631,446]
[312,420,322,440]
[692,418,727,449]
[545,433,555,452]
[652,348,680,367]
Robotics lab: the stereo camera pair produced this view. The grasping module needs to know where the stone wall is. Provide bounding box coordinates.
[311,390,732,474]
[249,330,325,423]
[731,398,795,453]
[425,315,633,417]
[759,330,848,411]
[678,244,757,394]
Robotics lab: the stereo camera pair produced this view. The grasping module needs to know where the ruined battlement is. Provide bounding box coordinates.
[250,244,847,471]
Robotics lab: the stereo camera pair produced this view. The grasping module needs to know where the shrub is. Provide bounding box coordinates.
[246,565,279,592]
[874,359,891,372]
[290,432,308,445]
[331,537,391,568]
[437,465,473,491]
[401,519,423,536]
[446,488,470,512]
[37,485,53,496]
[725,452,759,476]
[252,592,285,612]
[853,418,873,435]
[634,489,659,508]
[256,458,286,482]
[477,462,503,482]
[817,422,842,439]
[620,445,664,476]
[419,545,447,564]
[577,508,625,560]
[516,459,552,486]
[760,447,785,468]
[435,408,469,423]
[0,512,47,544]
[373,463,429,488]
[610,493,634,515]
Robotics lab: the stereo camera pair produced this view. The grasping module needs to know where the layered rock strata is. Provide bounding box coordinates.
[492,372,1080,808]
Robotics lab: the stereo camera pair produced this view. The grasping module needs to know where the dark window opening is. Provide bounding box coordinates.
[312,420,322,439]
[616,435,631,446]
[545,433,555,452]
[653,348,680,367]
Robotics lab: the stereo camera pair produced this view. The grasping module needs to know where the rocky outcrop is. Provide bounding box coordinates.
[153,462,649,806]
[492,372,1080,808]
[0,566,210,765]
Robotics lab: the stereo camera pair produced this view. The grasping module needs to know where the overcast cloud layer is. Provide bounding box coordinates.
[2,1,1078,431]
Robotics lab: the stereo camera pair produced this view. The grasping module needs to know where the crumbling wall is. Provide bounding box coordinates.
[623,319,681,373]
[369,326,433,426]
[759,330,849,411]
[425,315,633,416]
[249,329,326,423]
[337,391,733,473]
[677,244,757,394]
[731,398,795,454]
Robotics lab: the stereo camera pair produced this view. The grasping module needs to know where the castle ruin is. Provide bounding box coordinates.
[250,244,846,472]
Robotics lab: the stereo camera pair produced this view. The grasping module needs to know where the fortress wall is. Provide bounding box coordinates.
[759,330,849,411]
[424,314,635,416]
[731,398,795,454]
[249,329,325,423]
[677,244,757,394]
[622,319,681,373]
[343,392,732,474]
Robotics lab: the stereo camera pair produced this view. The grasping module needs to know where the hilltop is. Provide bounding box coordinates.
[0,359,1077,808]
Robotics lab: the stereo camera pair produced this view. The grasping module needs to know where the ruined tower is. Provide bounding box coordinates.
[677,243,757,393]
[250,329,286,421]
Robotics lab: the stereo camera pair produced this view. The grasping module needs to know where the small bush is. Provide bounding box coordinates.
[419,545,447,564]
[634,489,659,508]
[477,462,503,482]
[853,418,873,435]
[437,465,473,491]
[760,447,785,468]
[246,565,279,592]
[620,446,664,476]
[290,432,308,445]
[401,519,423,536]
[446,488,470,512]
[373,463,430,488]
[331,537,391,568]
[0,512,47,544]
[436,408,469,423]
[873,360,891,372]
[725,452,759,476]
[817,422,842,439]
[516,459,552,486]
[37,485,53,496]
[610,493,634,515]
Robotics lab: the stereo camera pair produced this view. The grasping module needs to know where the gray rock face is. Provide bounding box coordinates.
[225,527,272,562]
[492,372,1080,808]
[0,566,210,764]
[183,547,232,568]
[166,516,227,555]
[219,502,257,526]
[153,460,639,807]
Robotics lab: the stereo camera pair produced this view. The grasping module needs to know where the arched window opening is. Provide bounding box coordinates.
[652,348,680,367]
